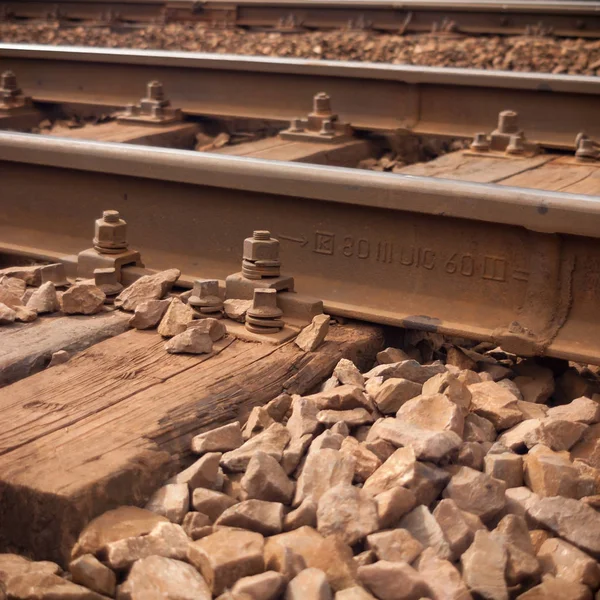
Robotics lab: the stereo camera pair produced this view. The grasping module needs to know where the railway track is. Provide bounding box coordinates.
[1,44,599,148]
[1,0,600,37]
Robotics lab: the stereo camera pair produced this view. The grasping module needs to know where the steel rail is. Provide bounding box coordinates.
[1,44,599,149]
[1,131,600,364]
[2,0,600,36]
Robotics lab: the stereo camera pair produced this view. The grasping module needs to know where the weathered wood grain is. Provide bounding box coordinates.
[0,322,382,565]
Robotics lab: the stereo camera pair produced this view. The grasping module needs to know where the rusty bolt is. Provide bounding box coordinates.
[188,278,223,313]
[40,262,69,287]
[497,110,519,135]
[576,138,599,161]
[506,134,525,156]
[1,70,18,92]
[93,210,128,254]
[289,118,304,133]
[320,119,334,136]
[243,230,280,263]
[94,267,123,296]
[470,132,490,152]
[245,288,284,334]
[146,80,165,102]
[313,92,332,117]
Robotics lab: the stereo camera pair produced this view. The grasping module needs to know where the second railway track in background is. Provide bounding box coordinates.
[1,0,600,38]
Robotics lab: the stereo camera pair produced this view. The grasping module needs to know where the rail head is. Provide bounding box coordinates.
[1,44,599,97]
[1,131,599,240]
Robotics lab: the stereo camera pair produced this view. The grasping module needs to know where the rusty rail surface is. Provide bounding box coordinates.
[1,0,600,36]
[1,131,600,364]
[1,44,599,149]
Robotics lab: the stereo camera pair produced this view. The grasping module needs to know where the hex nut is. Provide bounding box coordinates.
[243,231,280,263]
[94,210,128,253]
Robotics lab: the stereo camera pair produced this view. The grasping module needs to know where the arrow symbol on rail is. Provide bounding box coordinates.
[278,234,308,247]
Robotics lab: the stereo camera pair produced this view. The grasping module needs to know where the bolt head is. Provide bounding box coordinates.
[243,233,280,262]
[94,211,128,251]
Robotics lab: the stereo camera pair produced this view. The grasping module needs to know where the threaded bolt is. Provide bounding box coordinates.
[506,134,525,155]
[147,80,165,102]
[497,110,519,135]
[470,132,490,152]
[253,230,271,241]
[1,70,17,91]
[313,92,332,116]
[103,210,121,223]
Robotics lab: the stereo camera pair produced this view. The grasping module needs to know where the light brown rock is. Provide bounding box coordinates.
[215,499,284,535]
[69,554,116,597]
[363,446,449,506]
[571,423,600,470]
[188,528,264,596]
[265,393,293,422]
[365,360,445,384]
[0,302,16,324]
[464,413,497,443]
[363,438,396,463]
[224,298,252,322]
[14,305,37,322]
[158,297,195,338]
[47,349,70,367]
[529,529,553,554]
[222,423,291,471]
[446,347,477,370]
[317,408,373,427]
[457,441,485,470]
[485,452,524,488]
[417,547,473,600]
[309,430,344,453]
[6,572,108,600]
[548,397,600,424]
[375,486,417,529]
[242,406,275,440]
[527,496,600,558]
[468,381,524,431]
[71,506,169,560]
[128,298,171,329]
[232,571,286,600]
[284,498,317,531]
[241,450,295,504]
[366,529,423,563]
[182,511,212,540]
[115,268,180,311]
[145,483,189,523]
[335,588,376,600]
[514,363,555,404]
[264,527,323,577]
[60,283,106,315]
[377,347,412,364]
[538,538,600,588]
[367,418,462,463]
[524,445,579,498]
[192,422,243,454]
[309,536,360,591]
[307,386,370,413]
[358,561,431,600]
[461,530,508,600]
[433,499,482,559]
[0,555,60,588]
[372,378,422,414]
[353,550,376,568]
[191,488,237,522]
[333,358,364,388]
[293,448,355,507]
[187,317,227,341]
[286,568,332,600]
[295,314,330,352]
[26,282,59,314]
[316,484,379,545]
[399,505,452,560]
[523,418,588,452]
[0,276,25,307]
[518,400,548,420]
[105,521,190,570]
[169,453,221,491]
[517,576,592,600]
[165,327,213,354]
[397,393,464,436]
[117,555,211,600]
[498,419,543,451]
[287,396,320,438]
[0,265,41,286]
[340,437,381,482]
[282,433,312,475]
[443,466,506,523]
